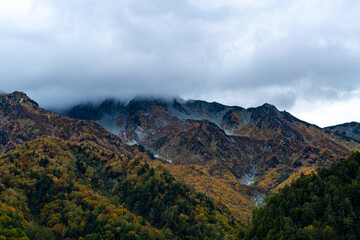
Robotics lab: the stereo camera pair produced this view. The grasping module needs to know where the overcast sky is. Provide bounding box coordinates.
[1,0,360,127]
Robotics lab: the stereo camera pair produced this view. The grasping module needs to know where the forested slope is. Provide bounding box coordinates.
[242,152,360,240]
[0,137,241,239]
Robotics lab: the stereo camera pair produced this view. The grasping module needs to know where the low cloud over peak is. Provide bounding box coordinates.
[1,0,360,127]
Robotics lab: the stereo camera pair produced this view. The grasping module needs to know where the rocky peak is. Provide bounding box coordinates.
[1,91,39,107]
[257,103,279,113]
[245,103,281,123]
[0,91,40,118]
[126,96,181,111]
[184,100,229,113]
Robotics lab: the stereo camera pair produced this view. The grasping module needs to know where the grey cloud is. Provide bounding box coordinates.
[1,0,360,115]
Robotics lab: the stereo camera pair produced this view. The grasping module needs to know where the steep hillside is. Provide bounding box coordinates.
[325,121,360,142]
[61,97,360,219]
[242,152,360,240]
[0,137,241,239]
[0,91,123,154]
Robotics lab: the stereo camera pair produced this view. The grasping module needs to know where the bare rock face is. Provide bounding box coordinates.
[61,97,359,191]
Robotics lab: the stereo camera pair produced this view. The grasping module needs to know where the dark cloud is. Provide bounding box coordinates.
[1,0,360,125]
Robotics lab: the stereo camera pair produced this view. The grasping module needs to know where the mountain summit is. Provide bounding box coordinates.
[60,97,360,219]
[0,91,124,153]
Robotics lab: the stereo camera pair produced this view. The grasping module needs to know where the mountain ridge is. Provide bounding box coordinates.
[325,121,360,142]
[0,91,127,154]
[59,96,360,220]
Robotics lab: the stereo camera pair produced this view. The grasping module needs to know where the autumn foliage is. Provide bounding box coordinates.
[0,137,241,239]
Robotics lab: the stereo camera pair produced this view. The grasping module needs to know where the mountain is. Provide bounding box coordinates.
[0,91,124,154]
[60,97,360,220]
[0,92,242,239]
[242,152,360,239]
[325,121,360,142]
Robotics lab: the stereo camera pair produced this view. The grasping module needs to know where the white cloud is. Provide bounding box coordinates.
[0,0,54,31]
[0,0,360,125]
[292,92,360,127]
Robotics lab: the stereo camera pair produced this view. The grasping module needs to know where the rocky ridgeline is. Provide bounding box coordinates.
[60,97,360,195]
[325,121,360,142]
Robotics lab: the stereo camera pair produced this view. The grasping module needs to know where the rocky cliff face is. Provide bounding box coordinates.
[63,97,357,180]
[60,96,360,219]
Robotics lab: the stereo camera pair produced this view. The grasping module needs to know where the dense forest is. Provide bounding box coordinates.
[0,137,241,240]
[2,139,360,240]
[2,137,360,239]
[242,152,360,240]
